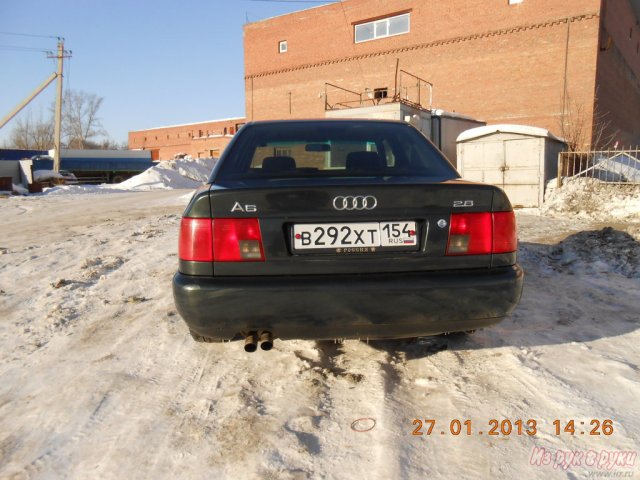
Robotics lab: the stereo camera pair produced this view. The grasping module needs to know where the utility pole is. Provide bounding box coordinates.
[0,36,70,170]
[47,39,71,173]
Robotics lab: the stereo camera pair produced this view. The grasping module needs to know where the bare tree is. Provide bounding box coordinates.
[8,111,55,150]
[61,90,107,149]
[559,92,587,151]
[85,137,127,150]
[7,89,109,150]
[589,106,617,151]
[560,89,617,151]
[102,138,128,150]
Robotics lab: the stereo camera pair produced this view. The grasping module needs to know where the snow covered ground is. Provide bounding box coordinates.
[0,175,638,478]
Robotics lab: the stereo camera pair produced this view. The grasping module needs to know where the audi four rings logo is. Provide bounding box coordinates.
[332,195,378,210]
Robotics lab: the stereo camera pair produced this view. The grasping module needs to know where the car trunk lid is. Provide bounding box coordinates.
[204,178,500,276]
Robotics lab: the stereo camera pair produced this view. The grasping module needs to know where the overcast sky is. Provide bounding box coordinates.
[0,0,333,146]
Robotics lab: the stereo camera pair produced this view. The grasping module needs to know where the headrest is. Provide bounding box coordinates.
[345,151,384,170]
[261,156,296,172]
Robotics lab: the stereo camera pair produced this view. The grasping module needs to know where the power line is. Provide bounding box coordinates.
[0,44,50,53]
[0,31,60,40]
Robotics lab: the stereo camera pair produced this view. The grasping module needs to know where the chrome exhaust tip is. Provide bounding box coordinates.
[259,331,273,351]
[244,334,258,353]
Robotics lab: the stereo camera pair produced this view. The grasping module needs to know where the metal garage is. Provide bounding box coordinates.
[456,125,566,208]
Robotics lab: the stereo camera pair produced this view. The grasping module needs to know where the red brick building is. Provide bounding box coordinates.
[128,117,245,160]
[244,0,640,148]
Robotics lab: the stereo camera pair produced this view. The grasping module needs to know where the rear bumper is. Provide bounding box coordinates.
[173,265,524,341]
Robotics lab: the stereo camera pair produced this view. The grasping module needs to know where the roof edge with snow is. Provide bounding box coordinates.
[130,117,246,133]
[456,124,566,143]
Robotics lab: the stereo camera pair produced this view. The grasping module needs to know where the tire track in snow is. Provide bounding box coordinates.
[290,341,405,479]
[16,269,184,479]
[19,331,179,478]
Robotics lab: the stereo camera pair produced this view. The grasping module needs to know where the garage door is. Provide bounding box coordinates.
[460,141,505,185]
[503,139,540,208]
[460,139,541,208]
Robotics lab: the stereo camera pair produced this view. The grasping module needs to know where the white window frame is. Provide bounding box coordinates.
[354,13,410,44]
[279,40,288,53]
[508,0,523,4]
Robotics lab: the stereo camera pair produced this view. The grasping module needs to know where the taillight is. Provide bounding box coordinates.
[213,218,265,262]
[447,212,492,255]
[446,212,516,256]
[492,211,517,253]
[179,218,213,261]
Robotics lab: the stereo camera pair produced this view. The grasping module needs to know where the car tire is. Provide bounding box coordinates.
[189,329,215,343]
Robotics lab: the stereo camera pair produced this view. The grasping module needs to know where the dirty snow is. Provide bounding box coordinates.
[0,182,639,478]
[543,177,640,223]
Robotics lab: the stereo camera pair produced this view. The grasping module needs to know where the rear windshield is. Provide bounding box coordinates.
[215,121,459,180]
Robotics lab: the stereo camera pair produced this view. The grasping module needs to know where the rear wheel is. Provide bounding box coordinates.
[189,329,215,343]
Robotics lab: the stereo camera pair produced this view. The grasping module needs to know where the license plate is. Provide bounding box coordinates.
[292,221,418,253]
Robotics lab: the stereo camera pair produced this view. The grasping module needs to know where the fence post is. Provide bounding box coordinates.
[557,152,564,188]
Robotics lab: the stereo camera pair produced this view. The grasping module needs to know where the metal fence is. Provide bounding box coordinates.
[324,71,433,112]
[557,149,640,187]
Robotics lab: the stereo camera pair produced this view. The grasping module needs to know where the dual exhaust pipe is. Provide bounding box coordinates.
[244,331,273,352]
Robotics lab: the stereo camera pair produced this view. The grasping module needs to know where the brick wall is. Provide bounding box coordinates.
[242,0,640,148]
[244,0,600,77]
[593,0,640,147]
[246,8,600,142]
[128,118,245,160]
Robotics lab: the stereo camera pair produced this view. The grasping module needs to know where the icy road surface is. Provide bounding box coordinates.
[0,190,638,479]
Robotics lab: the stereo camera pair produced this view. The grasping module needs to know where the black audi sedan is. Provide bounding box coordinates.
[173,119,524,351]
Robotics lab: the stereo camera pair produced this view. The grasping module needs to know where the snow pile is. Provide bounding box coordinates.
[41,157,218,195]
[543,227,640,278]
[33,170,64,182]
[543,177,640,222]
[589,152,640,182]
[44,185,126,196]
[11,184,28,195]
[117,157,217,190]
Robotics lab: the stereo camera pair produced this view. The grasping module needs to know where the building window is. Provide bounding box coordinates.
[279,40,288,53]
[508,0,523,4]
[275,148,293,157]
[374,87,388,100]
[355,13,410,43]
